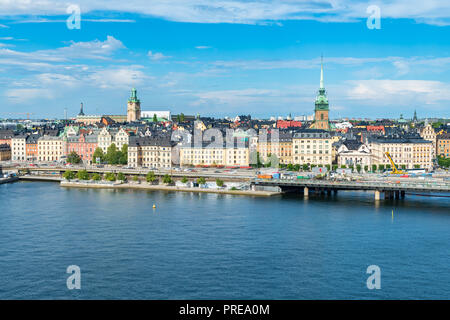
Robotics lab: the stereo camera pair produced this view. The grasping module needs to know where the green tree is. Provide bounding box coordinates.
[153,114,158,122]
[117,172,126,181]
[62,170,75,180]
[378,164,385,172]
[146,171,156,183]
[92,173,102,181]
[302,163,309,171]
[119,144,128,165]
[67,151,81,164]
[105,172,116,181]
[106,143,119,164]
[132,176,139,182]
[356,165,361,173]
[326,164,331,171]
[162,174,173,184]
[401,164,406,170]
[414,164,421,169]
[92,147,105,164]
[341,165,347,169]
[180,113,185,122]
[364,165,369,172]
[216,178,224,187]
[372,164,377,172]
[197,177,206,185]
[181,177,188,184]
[77,170,90,180]
[332,164,338,171]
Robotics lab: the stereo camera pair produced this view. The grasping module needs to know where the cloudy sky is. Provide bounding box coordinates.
[0,0,449,119]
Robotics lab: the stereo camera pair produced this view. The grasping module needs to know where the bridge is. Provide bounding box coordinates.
[252,178,450,200]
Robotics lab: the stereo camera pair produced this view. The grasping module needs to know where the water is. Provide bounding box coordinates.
[0,181,449,299]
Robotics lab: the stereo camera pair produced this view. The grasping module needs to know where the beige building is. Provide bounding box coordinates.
[11,135,26,161]
[75,115,102,125]
[128,136,173,168]
[38,136,64,162]
[368,136,433,170]
[256,132,293,165]
[180,140,250,167]
[419,123,437,157]
[98,127,130,153]
[292,129,333,166]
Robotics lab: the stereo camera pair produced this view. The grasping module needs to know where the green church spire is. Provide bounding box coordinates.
[315,55,329,111]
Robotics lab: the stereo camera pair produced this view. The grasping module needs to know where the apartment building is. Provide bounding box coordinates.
[11,135,26,161]
[128,136,173,169]
[38,136,64,162]
[368,136,433,170]
[292,129,333,166]
[256,131,293,165]
[436,133,450,158]
[180,139,250,167]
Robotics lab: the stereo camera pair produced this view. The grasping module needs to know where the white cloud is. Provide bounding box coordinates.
[195,46,212,49]
[6,88,54,102]
[347,80,450,105]
[148,50,169,61]
[88,67,148,89]
[1,1,449,25]
[0,24,9,28]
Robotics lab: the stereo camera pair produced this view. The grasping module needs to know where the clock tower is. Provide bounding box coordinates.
[127,88,141,123]
[310,56,330,130]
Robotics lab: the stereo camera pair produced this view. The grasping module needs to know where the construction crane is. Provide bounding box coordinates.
[384,152,406,174]
[2,112,34,120]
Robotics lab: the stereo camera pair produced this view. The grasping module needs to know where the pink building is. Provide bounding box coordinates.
[66,134,98,163]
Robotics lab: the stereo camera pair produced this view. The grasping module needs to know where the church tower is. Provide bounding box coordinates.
[310,56,330,130]
[127,88,141,122]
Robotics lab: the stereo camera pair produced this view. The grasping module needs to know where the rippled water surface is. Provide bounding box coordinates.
[0,181,449,299]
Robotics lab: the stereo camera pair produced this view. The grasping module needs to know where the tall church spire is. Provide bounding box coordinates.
[320,55,324,89]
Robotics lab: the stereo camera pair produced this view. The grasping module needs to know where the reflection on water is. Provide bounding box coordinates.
[0,181,449,299]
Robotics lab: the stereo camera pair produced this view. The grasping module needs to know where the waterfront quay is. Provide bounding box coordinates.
[4,164,450,201]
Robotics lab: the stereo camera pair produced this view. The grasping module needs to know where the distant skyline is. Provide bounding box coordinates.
[0,1,449,119]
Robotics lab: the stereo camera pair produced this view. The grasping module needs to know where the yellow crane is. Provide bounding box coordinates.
[384,152,406,174]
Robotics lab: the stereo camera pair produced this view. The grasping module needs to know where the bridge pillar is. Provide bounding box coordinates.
[375,190,381,201]
[304,187,309,198]
[327,189,332,196]
[395,190,400,199]
[400,191,405,199]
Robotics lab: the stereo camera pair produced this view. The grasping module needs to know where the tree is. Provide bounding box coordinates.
[372,164,377,172]
[378,164,385,172]
[106,143,119,165]
[293,164,300,171]
[181,177,188,184]
[216,178,224,187]
[63,170,75,180]
[162,174,172,184]
[119,144,128,165]
[67,151,81,164]
[132,176,139,182]
[414,164,421,169]
[105,172,116,181]
[92,147,105,164]
[92,173,101,181]
[77,170,90,180]
[117,172,126,181]
[332,164,338,171]
[341,165,347,169]
[364,165,369,172]
[197,177,206,185]
[153,114,158,123]
[302,163,309,171]
[401,164,406,170]
[180,113,185,122]
[326,164,331,171]
[356,165,361,173]
[146,171,156,182]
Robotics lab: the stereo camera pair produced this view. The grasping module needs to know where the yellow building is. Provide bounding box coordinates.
[256,131,292,165]
[38,136,64,162]
[128,136,173,169]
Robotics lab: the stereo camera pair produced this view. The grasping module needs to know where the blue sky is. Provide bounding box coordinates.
[0,0,449,119]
